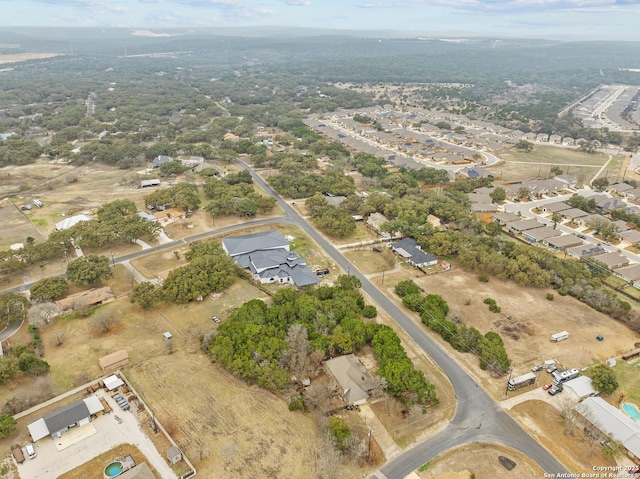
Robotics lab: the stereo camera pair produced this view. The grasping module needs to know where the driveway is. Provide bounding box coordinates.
[16,390,177,479]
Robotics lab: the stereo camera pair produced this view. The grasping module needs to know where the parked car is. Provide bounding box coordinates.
[211,316,221,323]
[577,234,587,239]
[372,247,383,253]
[25,443,36,459]
[531,365,542,372]
[542,383,553,390]
[315,268,330,276]
[548,385,563,395]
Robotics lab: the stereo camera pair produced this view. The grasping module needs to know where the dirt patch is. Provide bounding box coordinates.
[0,53,63,65]
[416,443,543,479]
[511,400,616,474]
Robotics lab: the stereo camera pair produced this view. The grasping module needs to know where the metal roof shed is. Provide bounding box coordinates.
[104,374,125,391]
[84,395,104,415]
[27,418,50,442]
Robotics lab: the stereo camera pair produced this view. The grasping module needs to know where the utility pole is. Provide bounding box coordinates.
[381,266,386,284]
[504,368,513,398]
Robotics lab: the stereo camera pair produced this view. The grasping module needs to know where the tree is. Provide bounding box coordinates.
[130,282,161,309]
[591,177,609,190]
[27,303,61,326]
[29,277,69,302]
[517,186,531,200]
[0,292,30,330]
[551,213,562,229]
[66,255,112,286]
[514,140,534,152]
[590,364,618,395]
[0,414,16,438]
[17,351,50,376]
[90,310,119,333]
[490,187,506,203]
[585,216,617,240]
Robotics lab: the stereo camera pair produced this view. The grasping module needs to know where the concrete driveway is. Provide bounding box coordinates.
[16,391,177,479]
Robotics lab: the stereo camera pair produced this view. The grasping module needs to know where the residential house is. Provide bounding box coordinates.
[366,212,389,235]
[522,226,562,244]
[612,220,630,233]
[391,237,438,267]
[222,231,318,287]
[562,137,575,146]
[325,195,346,207]
[594,197,626,212]
[590,252,629,270]
[563,376,596,401]
[554,174,578,188]
[536,133,549,142]
[620,230,640,245]
[467,193,493,204]
[28,397,104,441]
[566,244,606,259]
[626,189,640,201]
[492,212,521,225]
[324,354,374,406]
[560,208,589,223]
[523,132,537,142]
[471,203,499,213]
[55,287,115,313]
[55,214,92,231]
[151,155,173,169]
[506,218,542,233]
[542,202,571,214]
[614,264,640,288]
[548,134,562,144]
[427,214,442,230]
[576,397,640,462]
[544,234,584,251]
[609,183,634,196]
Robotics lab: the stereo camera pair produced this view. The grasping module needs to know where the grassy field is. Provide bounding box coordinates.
[496,145,611,166]
[613,358,640,406]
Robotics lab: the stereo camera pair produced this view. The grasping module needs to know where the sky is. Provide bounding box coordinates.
[2,0,640,41]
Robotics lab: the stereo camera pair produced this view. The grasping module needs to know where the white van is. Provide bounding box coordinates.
[25,443,36,459]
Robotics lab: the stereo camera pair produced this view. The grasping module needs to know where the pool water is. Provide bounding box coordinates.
[105,462,123,477]
[622,403,640,421]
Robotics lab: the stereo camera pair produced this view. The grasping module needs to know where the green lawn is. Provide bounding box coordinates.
[496,145,612,167]
[614,359,640,406]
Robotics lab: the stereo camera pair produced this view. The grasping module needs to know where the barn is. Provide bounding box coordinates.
[98,350,130,373]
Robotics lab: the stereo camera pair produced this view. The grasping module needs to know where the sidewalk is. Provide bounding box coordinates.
[359,403,402,461]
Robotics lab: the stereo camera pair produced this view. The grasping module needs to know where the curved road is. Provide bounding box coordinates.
[234,160,569,479]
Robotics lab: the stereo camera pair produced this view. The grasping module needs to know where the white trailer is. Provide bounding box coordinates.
[550,331,569,342]
[507,372,536,390]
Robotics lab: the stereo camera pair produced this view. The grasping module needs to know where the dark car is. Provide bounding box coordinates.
[315,268,330,276]
[372,247,383,253]
[548,384,563,395]
[531,365,542,372]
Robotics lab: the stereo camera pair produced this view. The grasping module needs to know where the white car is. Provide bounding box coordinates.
[25,443,36,459]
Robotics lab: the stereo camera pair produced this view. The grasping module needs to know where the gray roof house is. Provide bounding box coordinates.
[492,212,521,225]
[28,396,103,441]
[324,354,374,406]
[609,183,634,195]
[151,155,173,168]
[590,252,629,270]
[506,218,542,233]
[576,397,640,461]
[391,237,437,267]
[522,226,562,244]
[620,229,640,245]
[222,231,289,257]
[542,202,571,214]
[544,234,584,251]
[366,212,388,234]
[614,264,640,283]
[566,244,607,259]
[222,231,318,287]
[560,208,589,222]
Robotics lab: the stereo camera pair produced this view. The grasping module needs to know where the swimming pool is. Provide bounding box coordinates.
[104,461,124,478]
[622,403,640,421]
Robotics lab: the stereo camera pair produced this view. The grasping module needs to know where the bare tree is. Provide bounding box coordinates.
[304,384,330,410]
[90,310,119,333]
[559,400,579,436]
[27,303,61,326]
[316,431,342,479]
[280,324,313,376]
[54,331,65,346]
[344,434,368,463]
[369,376,388,400]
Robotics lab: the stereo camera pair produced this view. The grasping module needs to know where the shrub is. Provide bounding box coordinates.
[478,274,490,282]
[546,293,554,301]
[327,417,350,451]
[288,395,305,411]
[362,305,377,318]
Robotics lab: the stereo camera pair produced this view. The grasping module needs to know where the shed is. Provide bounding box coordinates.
[140,179,160,188]
[166,445,183,465]
[27,418,50,442]
[84,395,105,416]
[163,331,173,341]
[99,350,130,373]
[104,374,125,391]
[563,376,596,400]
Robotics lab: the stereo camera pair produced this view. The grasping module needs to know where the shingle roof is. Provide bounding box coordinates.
[43,400,90,434]
[391,237,436,266]
[222,231,289,257]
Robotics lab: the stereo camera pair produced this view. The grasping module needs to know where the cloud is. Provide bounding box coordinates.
[284,0,311,5]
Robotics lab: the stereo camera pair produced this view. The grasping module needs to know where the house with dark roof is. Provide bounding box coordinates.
[609,183,634,196]
[27,396,104,441]
[391,237,437,267]
[151,155,173,169]
[222,231,318,287]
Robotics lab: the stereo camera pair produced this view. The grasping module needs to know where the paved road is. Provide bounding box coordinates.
[234,160,570,479]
